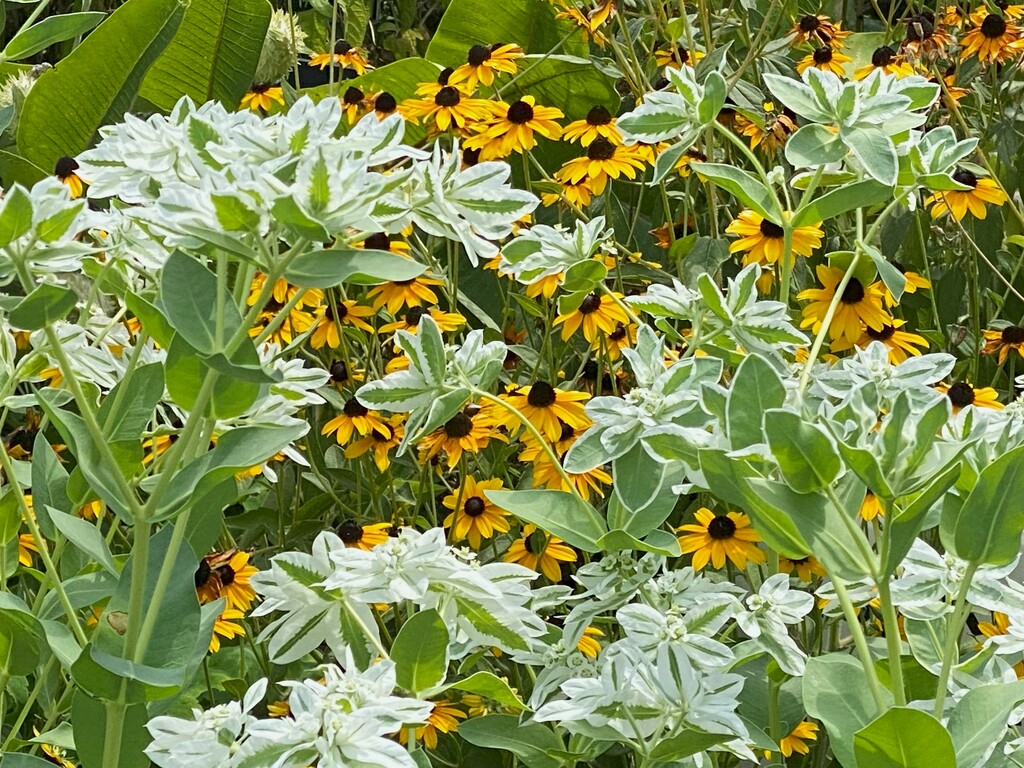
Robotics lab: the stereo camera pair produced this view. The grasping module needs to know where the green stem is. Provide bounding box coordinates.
[877,578,906,706]
[831,576,887,714]
[933,564,977,717]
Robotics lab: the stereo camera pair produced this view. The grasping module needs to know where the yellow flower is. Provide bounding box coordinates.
[366,276,444,314]
[308,40,371,73]
[499,382,590,442]
[18,532,38,567]
[241,82,284,112]
[654,43,704,69]
[926,169,1007,220]
[400,702,466,749]
[442,476,511,549]
[464,96,564,160]
[338,519,392,550]
[562,104,621,146]
[859,491,884,521]
[883,263,931,307]
[854,45,917,79]
[54,156,85,199]
[344,415,405,471]
[942,5,967,28]
[355,230,413,255]
[379,306,465,336]
[725,210,823,267]
[830,319,928,363]
[765,720,819,759]
[935,381,1003,413]
[902,13,955,58]
[340,85,368,124]
[798,264,892,343]
[779,555,826,581]
[554,291,630,343]
[214,551,258,611]
[524,444,612,501]
[310,300,376,349]
[592,321,636,361]
[209,607,245,653]
[418,408,504,468]
[461,694,490,717]
[676,508,766,570]
[555,138,648,195]
[960,9,1022,63]
[553,0,614,47]
[267,701,291,717]
[577,626,604,658]
[322,397,391,445]
[734,102,798,154]
[399,85,494,133]
[982,325,1024,364]
[449,43,523,90]
[541,177,595,208]
[40,739,76,768]
[797,45,852,75]
[504,524,577,581]
[788,14,850,47]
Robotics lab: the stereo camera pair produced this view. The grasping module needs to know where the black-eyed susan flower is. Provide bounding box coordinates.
[734,102,798,154]
[553,0,613,47]
[322,397,391,445]
[553,291,631,343]
[677,508,766,571]
[725,210,823,267]
[577,626,604,657]
[798,265,892,343]
[797,45,853,75]
[883,261,931,306]
[370,91,398,118]
[241,82,284,112]
[854,45,917,79]
[18,532,38,567]
[379,305,465,336]
[399,84,493,133]
[337,519,392,550]
[357,230,412,255]
[450,43,524,90]
[555,137,648,195]
[902,12,954,58]
[464,96,564,160]
[400,701,466,749]
[328,360,364,387]
[78,499,103,520]
[831,319,928,363]
[563,104,621,146]
[779,555,826,581]
[982,325,1024,364]
[789,14,850,47]
[344,415,405,471]
[340,85,367,123]
[54,156,85,198]
[267,701,291,718]
[367,276,443,314]
[860,491,884,521]
[540,177,595,208]
[209,607,245,653]
[249,296,317,346]
[960,9,1022,62]
[418,409,505,468]
[942,5,967,28]
[593,321,636,361]
[308,39,371,73]
[654,43,704,69]
[39,739,75,768]
[442,476,511,549]
[214,551,258,611]
[926,168,1007,220]
[310,300,375,349]
[936,381,1003,412]
[527,448,611,501]
[504,524,577,580]
[248,274,323,311]
[499,382,590,442]
[765,721,819,759]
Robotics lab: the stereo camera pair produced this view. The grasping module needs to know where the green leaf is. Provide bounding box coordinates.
[440,671,527,712]
[726,353,785,448]
[284,248,426,288]
[138,0,271,111]
[16,0,186,173]
[486,489,607,552]
[793,179,891,227]
[843,125,898,186]
[458,715,564,768]
[165,334,261,419]
[942,445,1024,565]
[48,506,118,576]
[561,259,607,294]
[71,690,150,768]
[883,462,960,577]
[96,362,165,444]
[125,291,175,348]
[0,492,19,548]
[455,597,529,652]
[2,12,106,61]
[596,528,681,556]
[804,654,891,768]
[392,609,449,694]
[500,55,619,121]
[763,409,841,494]
[948,680,1024,768]
[610,451,682,538]
[785,124,848,168]
[697,71,726,125]
[160,251,243,354]
[0,185,34,246]
[854,707,955,768]
[688,162,780,221]
[650,729,731,761]
[0,607,45,675]
[342,0,373,42]
[9,283,77,331]
[30,433,70,538]
[860,241,907,302]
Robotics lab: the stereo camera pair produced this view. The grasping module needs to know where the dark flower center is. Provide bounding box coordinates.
[251,82,271,94]
[462,147,481,166]
[375,92,397,113]
[799,14,821,32]
[947,382,976,408]
[707,515,737,539]
[194,559,212,588]
[759,218,785,238]
[586,105,613,125]
[587,137,617,161]
[338,519,364,543]
[364,232,392,250]
[841,278,866,304]
[673,45,690,63]
[507,100,535,124]
[871,46,896,66]
[906,14,935,40]
[866,324,896,341]
[609,322,627,341]
[525,530,546,554]
[435,86,461,107]
[438,67,455,85]
[343,397,369,417]
[982,13,1008,38]
[330,360,350,382]
[812,46,834,64]
[325,303,348,321]
[217,564,236,585]
[578,293,602,314]
[527,381,557,407]
[341,67,359,81]
[559,422,576,442]
[54,156,78,177]
[444,412,474,438]
[464,496,486,516]
[371,426,392,442]
[952,168,978,188]
[404,306,426,326]
[334,39,353,55]
[467,44,492,66]
[653,76,670,90]
[343,86,364,105]
[1002,326,1024,344]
